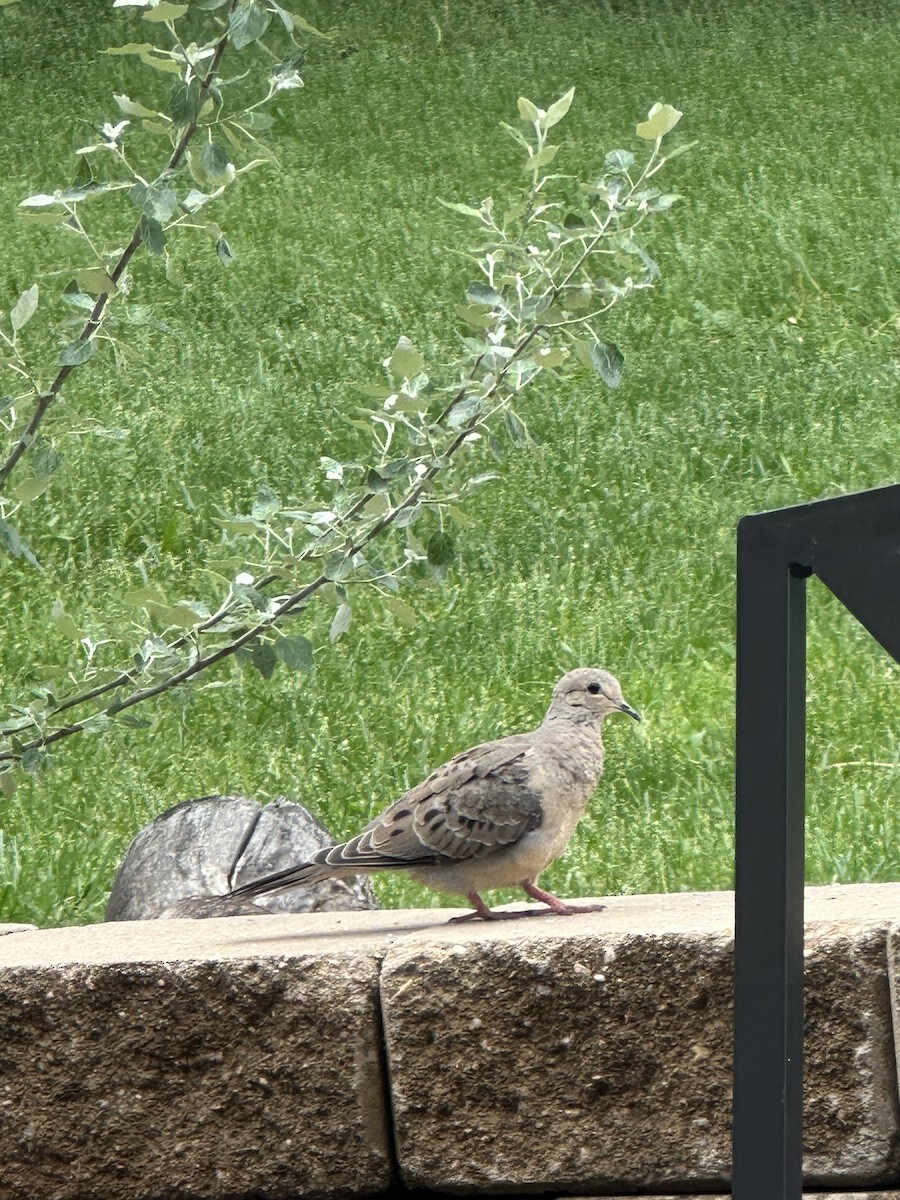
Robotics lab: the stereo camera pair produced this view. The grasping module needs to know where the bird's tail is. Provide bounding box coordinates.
[229,831,439,901]
[229,855,337,900]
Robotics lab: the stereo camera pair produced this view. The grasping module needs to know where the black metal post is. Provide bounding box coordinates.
[733,517,807,1200]
[731,482,899,1199]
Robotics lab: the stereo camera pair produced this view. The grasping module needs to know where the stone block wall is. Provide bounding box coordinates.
[0,884,899,1197]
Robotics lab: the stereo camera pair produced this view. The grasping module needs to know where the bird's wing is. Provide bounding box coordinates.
[229,735,546,896]
[332,733,543,869]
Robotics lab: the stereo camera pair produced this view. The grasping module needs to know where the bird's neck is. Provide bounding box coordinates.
[543,707,604,732]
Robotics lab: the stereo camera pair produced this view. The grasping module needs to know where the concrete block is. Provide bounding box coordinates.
[0,910,446,1200]
[381,885,900,1194]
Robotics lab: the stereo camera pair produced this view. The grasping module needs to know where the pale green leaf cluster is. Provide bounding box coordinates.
[0,68,690,783]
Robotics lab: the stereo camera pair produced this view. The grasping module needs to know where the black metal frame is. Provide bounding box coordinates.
[732,482,900,1200]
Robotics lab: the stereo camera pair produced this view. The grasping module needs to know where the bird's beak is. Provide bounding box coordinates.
[618,699,642,722]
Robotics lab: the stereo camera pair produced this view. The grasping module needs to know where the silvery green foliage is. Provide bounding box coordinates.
[0,0,313,504]
[0,67,690,788]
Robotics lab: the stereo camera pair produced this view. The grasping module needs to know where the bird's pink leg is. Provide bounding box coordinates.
[447,886,606,924]
[448,892,539,922]
[521,880,606,915]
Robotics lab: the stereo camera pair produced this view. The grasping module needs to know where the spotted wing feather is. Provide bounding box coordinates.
[230,735,544,898]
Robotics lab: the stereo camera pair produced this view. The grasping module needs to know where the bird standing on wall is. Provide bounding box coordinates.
[229,667,641,921]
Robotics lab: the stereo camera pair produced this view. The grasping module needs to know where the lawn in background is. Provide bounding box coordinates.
[0,0,895,925]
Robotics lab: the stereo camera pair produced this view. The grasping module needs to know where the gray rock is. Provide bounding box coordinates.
[106,794,377,920]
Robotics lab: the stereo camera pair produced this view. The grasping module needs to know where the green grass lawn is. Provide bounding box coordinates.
[0,0,896,926]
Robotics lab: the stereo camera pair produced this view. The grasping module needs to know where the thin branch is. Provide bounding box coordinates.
[0,2,239,490]
[0,326,538,764]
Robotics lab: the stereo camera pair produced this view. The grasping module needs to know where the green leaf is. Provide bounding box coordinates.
[0,517,40,568]
[605,149,635,172]
[383,595,417,628]
[10,284,38,332]
[578,338,625,388]
[76,268,116,296]
[58,338,97,367]
[237,111,275,132]
[466,282,502,307]
[533,346,569,369]
[181,189,211,214]
[387,336,424,381]
[542,86,574,130]
[329,602,352,642]
[114,93,159,119]
[505,409,529,443]
[21,747,47,774]
[19,194,61,209]
[426,531,455,568]
[139,50,182,74]
[139,216,166,254]
[456,303,494,330]
[289,11,326,36]
[29,440,62,477]
[229,0,271,50]
[129,180,178,223]
[517,96,541,122]
[324,551,353,581]
[645,193,681,212]
[251,487,280,519]
[365,467,390,493]
[13,476,52,504]
[528,143,559,170]
[393,504,421,528]
[437,199,485,220]
[168,80,201,125]
[142,2,188,20]
[216,236,235,267]
[268,0,294,30]
[636,102,683,141]
[104,42,156,56]
[249,641,278,679]
[353,382,393,399]
[275,636,314,672]
[232,580,268,610]
[660,140,698,163]
[192,141,232,186]
[0,770,16,800]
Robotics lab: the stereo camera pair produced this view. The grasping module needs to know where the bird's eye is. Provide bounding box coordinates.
[587,681,603,695]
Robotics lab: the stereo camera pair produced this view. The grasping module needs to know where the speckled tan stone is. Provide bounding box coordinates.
[0,909,447,1200]
[381,885,900,1193]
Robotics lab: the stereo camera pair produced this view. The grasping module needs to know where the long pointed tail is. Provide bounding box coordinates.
[229,854,337,900]
[229,837,438,900]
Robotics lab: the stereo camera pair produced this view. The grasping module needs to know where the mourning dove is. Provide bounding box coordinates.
[229,667,641,920]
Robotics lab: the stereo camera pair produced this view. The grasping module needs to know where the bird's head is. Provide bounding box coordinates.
[546,667,642,726]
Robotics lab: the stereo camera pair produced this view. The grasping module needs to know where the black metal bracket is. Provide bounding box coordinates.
[732,482,899,1200]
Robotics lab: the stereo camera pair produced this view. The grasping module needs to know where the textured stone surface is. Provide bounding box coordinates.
[381,885,900,1193]
[804,922,900,1183]
[106,794,376,919]
[0,910,446,1200]
[2,886,899,1198]
[581,1194,900,1200]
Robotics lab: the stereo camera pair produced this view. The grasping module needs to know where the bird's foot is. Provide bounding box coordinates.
[448,892,546,922]
[522,881,606,916]
[447,889,606,923]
